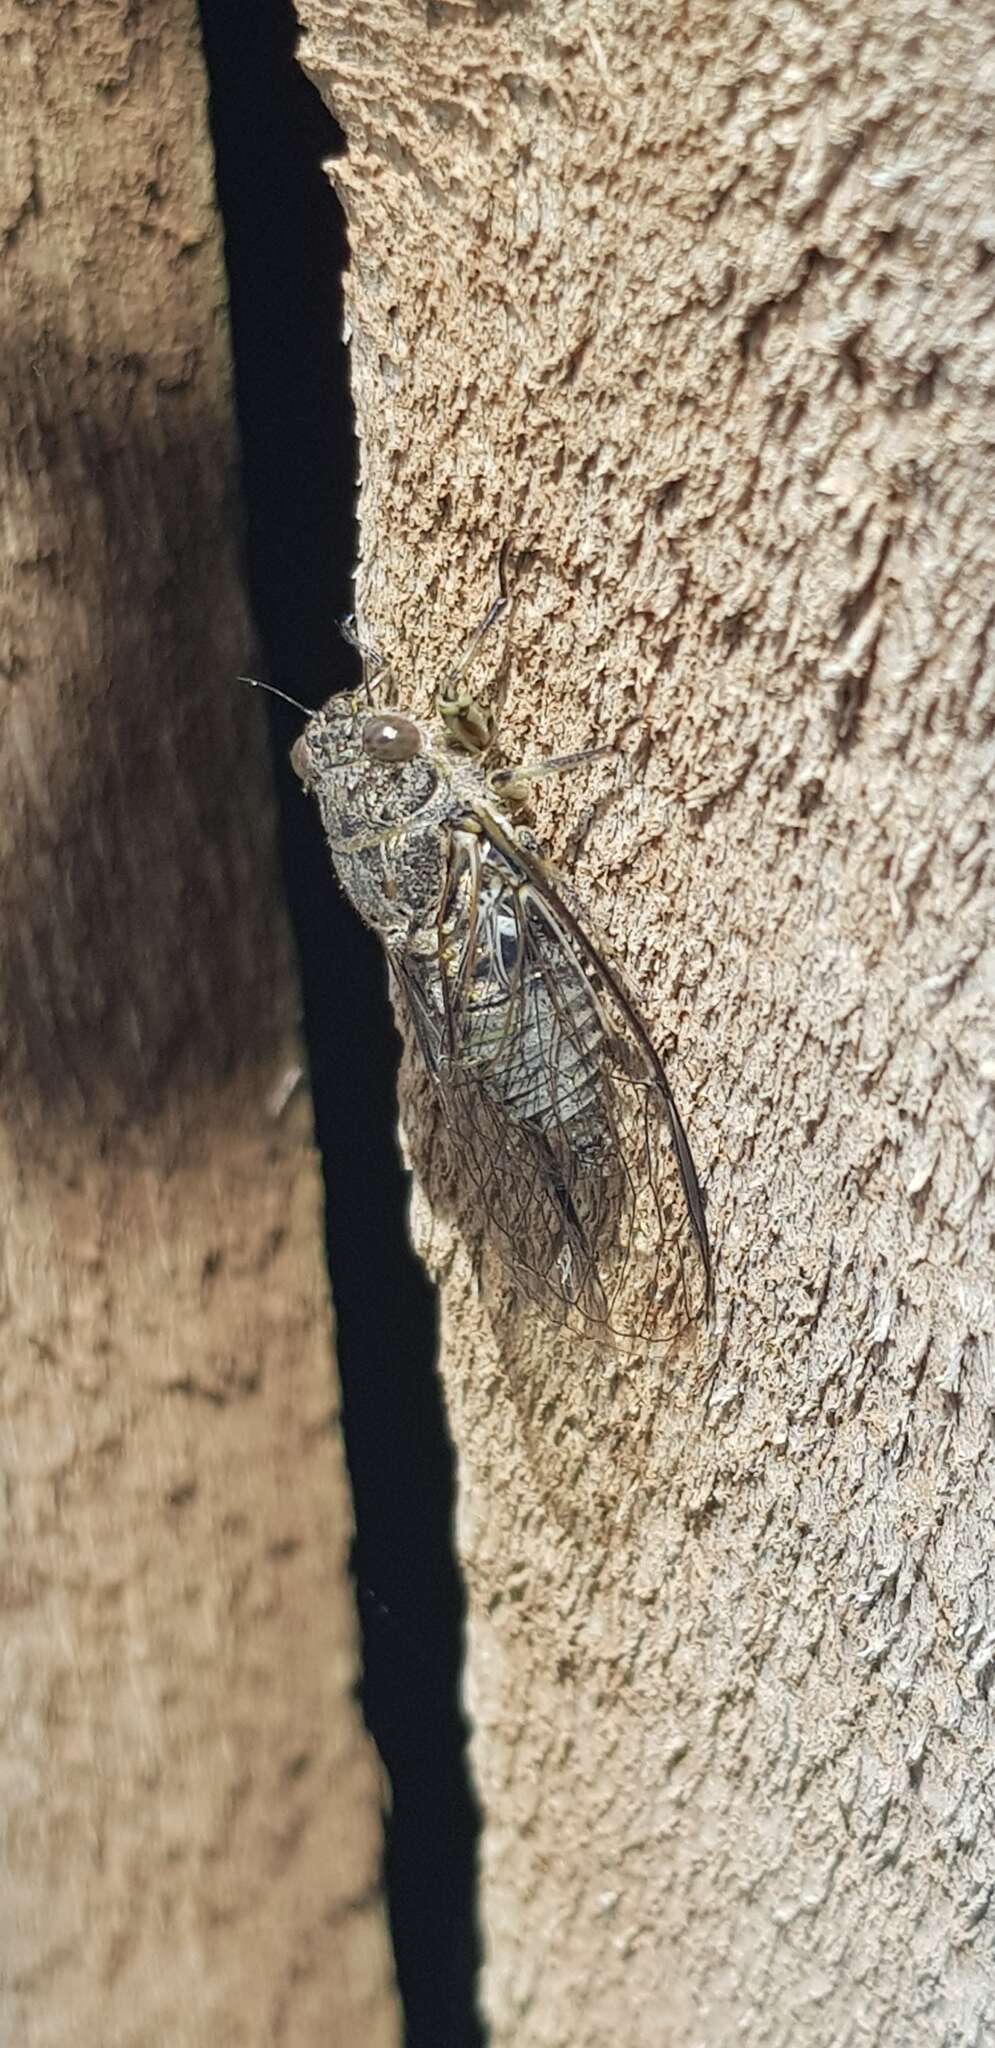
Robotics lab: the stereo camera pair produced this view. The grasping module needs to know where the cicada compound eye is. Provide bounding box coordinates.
[289,732,313,784]
[362,714,422,763]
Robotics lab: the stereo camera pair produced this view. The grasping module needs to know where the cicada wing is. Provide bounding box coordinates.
[392,813,711,1346]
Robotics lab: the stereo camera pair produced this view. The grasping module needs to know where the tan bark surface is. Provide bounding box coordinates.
[299,1,995,2042]
[0,5,397,2044]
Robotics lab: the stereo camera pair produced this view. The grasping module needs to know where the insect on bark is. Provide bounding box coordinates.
[267,563,712,1347]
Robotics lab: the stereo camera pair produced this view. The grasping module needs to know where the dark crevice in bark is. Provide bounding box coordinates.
[197,6,484,2041]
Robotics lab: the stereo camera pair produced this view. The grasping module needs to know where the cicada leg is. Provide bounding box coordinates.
[438,546,620,807]
[490,745,618,810]
[437,541,513,752]
[439,692,496,755]
[340,614,392,704]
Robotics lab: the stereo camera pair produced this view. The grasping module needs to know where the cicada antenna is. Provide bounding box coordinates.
[238,675,312,716]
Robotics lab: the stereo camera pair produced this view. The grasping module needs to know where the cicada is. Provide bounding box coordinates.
[284,591,712,1346]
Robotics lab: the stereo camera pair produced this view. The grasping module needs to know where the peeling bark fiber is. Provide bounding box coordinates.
[298,2,995,2043]
[0,5,397,2044]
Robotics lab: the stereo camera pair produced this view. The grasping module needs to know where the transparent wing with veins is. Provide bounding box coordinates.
[393,804,712,1346]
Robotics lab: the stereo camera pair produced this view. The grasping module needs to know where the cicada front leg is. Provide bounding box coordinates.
[436,542,514,753]
[435,544,620,812]
[339,614,394,704]
[438,692,496,756]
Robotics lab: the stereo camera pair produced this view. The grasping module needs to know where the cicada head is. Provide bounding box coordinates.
[291,693,448,860]
[291,693,432,782]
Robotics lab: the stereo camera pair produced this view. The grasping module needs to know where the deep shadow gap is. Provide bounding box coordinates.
[196,5,484,2041]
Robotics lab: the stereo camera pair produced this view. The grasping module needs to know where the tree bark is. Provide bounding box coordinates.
[0,5,397,2044]
[297,1,995,2042]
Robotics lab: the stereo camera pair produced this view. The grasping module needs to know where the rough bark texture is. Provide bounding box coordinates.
[298,2,995,2042]
[0,5,397,2044]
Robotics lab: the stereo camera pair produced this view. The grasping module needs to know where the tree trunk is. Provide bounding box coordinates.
[0,5,397,2043]
[298,1,995,2041]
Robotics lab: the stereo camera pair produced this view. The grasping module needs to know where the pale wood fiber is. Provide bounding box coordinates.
[298,0,995,2041]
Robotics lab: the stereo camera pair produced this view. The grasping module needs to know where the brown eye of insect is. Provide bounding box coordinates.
[289,733,312,783]
[362,715,422,763]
